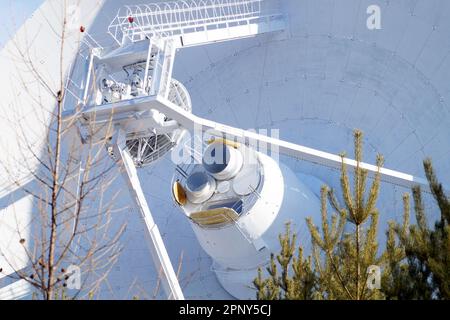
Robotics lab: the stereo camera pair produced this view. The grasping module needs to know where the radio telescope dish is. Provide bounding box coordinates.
[1,0,450,301]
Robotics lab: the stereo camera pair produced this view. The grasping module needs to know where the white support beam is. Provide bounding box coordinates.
[143,39,153,92]
[82,52,95,105]
[75,96,435,192]
[150,38,164,96]
[108,0,285,46]
[158,39,177,99]
[112,128,184,300]
[151,97,435,192]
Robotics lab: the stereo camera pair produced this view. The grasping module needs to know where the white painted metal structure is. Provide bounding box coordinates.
[74,0,437,190]
[173,142,321,299]
[107,0,285,46]
[61,0,288,300]
[1,0,450,300]
[112,128,184,299]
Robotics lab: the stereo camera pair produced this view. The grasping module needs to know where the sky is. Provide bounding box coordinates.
[0,0,43,48]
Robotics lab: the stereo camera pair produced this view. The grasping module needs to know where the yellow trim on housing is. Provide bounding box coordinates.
[206,138,240,149]
[172,181,187,206]
[190,208,239,226]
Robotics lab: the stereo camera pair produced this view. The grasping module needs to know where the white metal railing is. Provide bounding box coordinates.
[108,0,270,44]
[150,37,176,98]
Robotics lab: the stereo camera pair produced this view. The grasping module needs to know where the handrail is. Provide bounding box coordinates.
[108,0,267,44]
